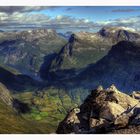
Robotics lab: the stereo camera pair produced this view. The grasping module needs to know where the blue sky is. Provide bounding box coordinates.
[33,6,140,21]
[0,6,140,32]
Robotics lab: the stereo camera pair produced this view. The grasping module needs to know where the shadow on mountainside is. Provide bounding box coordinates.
[39,40,140,93]
[0,66,43,92]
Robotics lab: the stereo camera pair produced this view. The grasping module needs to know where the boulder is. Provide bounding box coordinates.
[100,102,125,121]
[90,118,104,128]
[114,114,130,128]
[66,108,80,124]
[89,118,111,133]
[89,118,110,130]
[107,85,139,109]
[56,85,140,134]
[56,108,81,134]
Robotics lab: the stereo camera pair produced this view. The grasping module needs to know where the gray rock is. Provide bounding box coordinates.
[0,82,13,106]
[114,114,130,128]
[100,101,125,121]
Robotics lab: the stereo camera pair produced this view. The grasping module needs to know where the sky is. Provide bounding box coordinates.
[0,6,140,33]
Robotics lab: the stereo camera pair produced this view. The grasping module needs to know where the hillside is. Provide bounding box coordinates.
[0,82,76,133]
[0,82,49,133]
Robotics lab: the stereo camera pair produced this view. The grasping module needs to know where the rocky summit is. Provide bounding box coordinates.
[56,85,140,134]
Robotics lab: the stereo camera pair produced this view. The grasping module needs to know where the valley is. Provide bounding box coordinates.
[0,26,139,134]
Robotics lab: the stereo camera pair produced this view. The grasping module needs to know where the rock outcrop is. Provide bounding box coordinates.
[56,85,140,134]
[0,82,30,113]
[0,82,13,106]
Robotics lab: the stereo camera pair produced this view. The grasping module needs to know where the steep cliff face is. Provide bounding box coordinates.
[56,85,140,134]
[39,34,77,80]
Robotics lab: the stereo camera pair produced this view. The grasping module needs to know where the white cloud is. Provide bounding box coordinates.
[96,16,140,31]
[0,6,53,14]
[0,6,140,32]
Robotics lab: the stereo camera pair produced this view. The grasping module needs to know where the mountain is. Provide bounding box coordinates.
[0,29,66,76]
[39,34,79,80]
[98,27,140,43]
[39,27,140,81]
[0,26,140,134]
[58,31,73,39]
[74,40,140,92]
[51,40,140,93]
[74,26,140,49]
[37,27,140,116]
[0,26,139,78]
[0,96,36,134]
[57,85,140,134]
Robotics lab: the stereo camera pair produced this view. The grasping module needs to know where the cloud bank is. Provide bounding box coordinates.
[0,6,140,32]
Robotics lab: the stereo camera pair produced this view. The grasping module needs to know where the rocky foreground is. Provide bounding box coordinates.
[56,85,140,134]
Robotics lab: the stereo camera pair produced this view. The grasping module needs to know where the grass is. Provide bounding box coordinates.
[12,87,80,133]
[0,97,66,133]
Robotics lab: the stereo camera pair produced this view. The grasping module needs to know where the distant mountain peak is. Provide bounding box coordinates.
[58,34,76,57]
[98,26,140,42]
